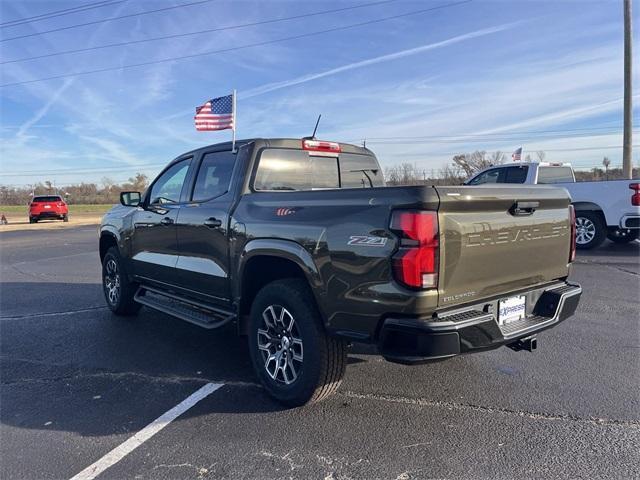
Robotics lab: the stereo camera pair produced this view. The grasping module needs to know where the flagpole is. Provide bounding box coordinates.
[232,89,237,153]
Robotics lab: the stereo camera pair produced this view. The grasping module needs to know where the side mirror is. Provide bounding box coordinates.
[120,191,141,207]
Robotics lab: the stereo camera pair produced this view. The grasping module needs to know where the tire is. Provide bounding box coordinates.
[607,228,639,244]
[102,247,141,316]
[29,217,37,224]
[575,211,606,250]
[63,215,69,222]
[248,279,347,407]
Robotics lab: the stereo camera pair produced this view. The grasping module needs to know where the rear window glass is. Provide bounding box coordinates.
[253,149,383,191]
[340,154,384,188]
[254,149,339,191]
[537,167,574,184]
[32,196,62,202]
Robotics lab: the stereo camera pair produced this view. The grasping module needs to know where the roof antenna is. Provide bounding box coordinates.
[304,114,322,140]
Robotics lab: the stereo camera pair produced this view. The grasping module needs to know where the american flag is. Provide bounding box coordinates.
[512,147,522,162]
[195,94,234,131]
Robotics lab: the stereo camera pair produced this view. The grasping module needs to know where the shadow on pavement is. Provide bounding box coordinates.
[1,281,381,435]
[577,239,640,259]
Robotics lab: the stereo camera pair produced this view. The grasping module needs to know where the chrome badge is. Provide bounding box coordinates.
[348,235,387,247]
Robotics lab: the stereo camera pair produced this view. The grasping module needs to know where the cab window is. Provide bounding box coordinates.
[253,149,339,191]
[537,166,574,184]
[149,158,191,204]
[503,166,528,183]
[468,168,500,185]
[340,154,384,188]
[192,151,235,201]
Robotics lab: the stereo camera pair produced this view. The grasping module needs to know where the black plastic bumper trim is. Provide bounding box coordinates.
[379,282,582,365]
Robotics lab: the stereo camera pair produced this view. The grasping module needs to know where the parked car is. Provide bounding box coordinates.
[100,139,581,406]
[29,195,69,223]
[465,162,640,249]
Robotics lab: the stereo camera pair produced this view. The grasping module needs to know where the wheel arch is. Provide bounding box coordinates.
[99,228,120,262]
[235,239,325,335]
[572,201,605,217]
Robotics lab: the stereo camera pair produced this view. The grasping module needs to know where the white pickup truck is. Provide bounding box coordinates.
[465,162,640,249]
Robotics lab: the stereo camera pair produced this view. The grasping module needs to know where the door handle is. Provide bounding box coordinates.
[160,217,174,226]
[204,217,222,228]
[509,201,539,216]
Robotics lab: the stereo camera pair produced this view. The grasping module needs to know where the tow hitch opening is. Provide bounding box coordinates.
[507,336,538,353]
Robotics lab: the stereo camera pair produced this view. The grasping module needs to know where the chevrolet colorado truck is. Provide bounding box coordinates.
[466,162,640,249]
[100,138,582,406]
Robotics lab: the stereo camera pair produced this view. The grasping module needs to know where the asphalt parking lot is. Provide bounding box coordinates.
[1,226,639,479]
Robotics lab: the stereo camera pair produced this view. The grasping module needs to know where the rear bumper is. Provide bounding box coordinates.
[31,211,66,218]
[619,214,640,229]
[378,282,582,365]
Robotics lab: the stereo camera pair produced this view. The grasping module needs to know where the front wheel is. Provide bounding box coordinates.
[575,211,606,250]
[607,228,639,244]
[102,247,141,316]
[248,279,347,407]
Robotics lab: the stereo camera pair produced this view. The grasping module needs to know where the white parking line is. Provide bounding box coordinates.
[69,382,223,480]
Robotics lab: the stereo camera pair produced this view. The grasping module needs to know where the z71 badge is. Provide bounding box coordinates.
[348,235,387,247]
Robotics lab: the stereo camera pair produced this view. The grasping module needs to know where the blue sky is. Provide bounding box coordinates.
[0,0,637,187]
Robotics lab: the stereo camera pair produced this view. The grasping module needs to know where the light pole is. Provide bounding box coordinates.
[623,0,633,178]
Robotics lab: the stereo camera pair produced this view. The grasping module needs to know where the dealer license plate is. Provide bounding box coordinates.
[498,295,526,325]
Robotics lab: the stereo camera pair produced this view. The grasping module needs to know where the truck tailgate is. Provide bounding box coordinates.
[435,185,572,309]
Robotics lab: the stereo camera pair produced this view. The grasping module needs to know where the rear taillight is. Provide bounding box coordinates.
[630,183,640,206]
[390,210,439,289]
[569,205,576,263]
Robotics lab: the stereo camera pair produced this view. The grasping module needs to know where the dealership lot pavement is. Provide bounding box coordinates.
[1,227,639,479]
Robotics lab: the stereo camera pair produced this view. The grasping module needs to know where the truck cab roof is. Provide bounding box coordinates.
[178,138,374,160]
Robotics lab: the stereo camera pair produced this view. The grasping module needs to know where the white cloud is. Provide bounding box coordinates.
[241,22,523,99]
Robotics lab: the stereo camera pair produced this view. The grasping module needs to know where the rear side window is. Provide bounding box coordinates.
[32,196,62,202]
[192,151,235,201]
[253,149,339,191]
[537,167,574,184]
[503,166,528,183]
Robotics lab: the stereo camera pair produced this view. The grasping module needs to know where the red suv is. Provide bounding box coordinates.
[29,195,69,223]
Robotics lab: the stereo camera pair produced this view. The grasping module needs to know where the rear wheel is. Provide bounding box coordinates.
[63,214,69,222]
[575,211,606,250]
[29,217,37,223]
[607,228,639,244]
[248,279,347,407]
[102,247,141,316]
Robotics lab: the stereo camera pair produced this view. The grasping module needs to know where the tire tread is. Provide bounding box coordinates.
[249,278,346,406]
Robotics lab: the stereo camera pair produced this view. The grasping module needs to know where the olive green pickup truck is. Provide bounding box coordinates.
[100,138,582,406]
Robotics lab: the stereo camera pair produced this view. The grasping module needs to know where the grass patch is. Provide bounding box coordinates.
[0,204,114,214]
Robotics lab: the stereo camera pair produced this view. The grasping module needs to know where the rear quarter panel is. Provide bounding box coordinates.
[559,180,640,226]
[232,186,440,341]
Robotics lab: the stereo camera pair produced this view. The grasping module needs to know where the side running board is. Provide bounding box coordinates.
[134,285,235,329]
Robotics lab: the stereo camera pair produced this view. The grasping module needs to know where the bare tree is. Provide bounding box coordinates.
[101,177,116,191]
[124,172,149,192]
[536,151,546,162]
[490,151,506,164]
[452,151,503,177]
